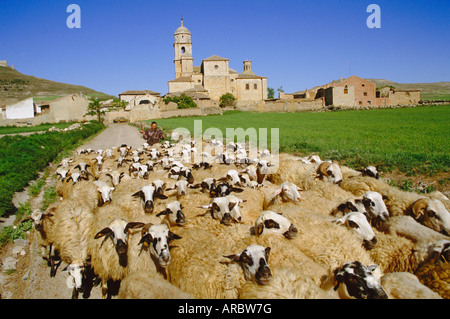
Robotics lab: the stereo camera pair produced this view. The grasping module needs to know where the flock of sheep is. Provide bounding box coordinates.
[25,137,450,299]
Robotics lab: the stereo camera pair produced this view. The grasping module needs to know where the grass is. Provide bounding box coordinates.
[0,122,76,135]
[146,105,450,176]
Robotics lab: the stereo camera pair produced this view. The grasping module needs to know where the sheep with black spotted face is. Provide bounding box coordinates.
[156,201,187,227]
[334,212,377,250]
[329,261,388,299]
[138,223,182,269]
[254,211,298,239]
[132,184,168,214]
[362,191,390,225]
[317,161,343,184]
[224,244,272,286]
[198,196,239,226]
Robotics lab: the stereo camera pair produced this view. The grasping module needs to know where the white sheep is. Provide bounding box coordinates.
[89,205,145,298]
[118,271,194,299]
[380,271,442,299]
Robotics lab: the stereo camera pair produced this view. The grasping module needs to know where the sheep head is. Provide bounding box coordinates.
[224,245,272,285]
[138,223,182,268]
[411,198,450,236]
[333,261,388,299]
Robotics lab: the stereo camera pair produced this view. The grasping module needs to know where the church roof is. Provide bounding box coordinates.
[203,55,229,62]
[119,90,161,96]
[168,76,193,83]
[236,69,267,79]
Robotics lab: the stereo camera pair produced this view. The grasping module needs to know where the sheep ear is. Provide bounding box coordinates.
[156,209,168,217]
[229,202,237,211]
[125,222,145,233]
[95,227,113,239]
[168,231,182,241]
[231,187,243,193]
[264,219,280,229]
[132,190,144,198]
[224,254,240,262]
[139,234,152,247]
[155,193,168,199]
[265,247,271,260]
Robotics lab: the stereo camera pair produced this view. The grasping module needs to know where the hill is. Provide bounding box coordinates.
[367,79,450,100]
[0,65,115,105]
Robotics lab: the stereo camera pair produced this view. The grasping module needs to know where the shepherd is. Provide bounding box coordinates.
[140,121,165,146]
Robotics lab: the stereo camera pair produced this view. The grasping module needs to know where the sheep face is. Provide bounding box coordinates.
[278,182,303,203]
[363,191,389,224]
[318,162,343,184]
[94,219,144,257]
[64,263,84,293]
[157,201,187,226]
[334,212,377,250]
[106,171,125,187]
[139,223,182,268]
[210,182,243,198]
[132,185,168,214]
[97,185,115,206]
[211,197,238,226]
[332,198,368,217]
[152,180,166,195]
[333,261,388,299]
[225,245,272,285]
[360,166,379,179]
[412,198,450,236]
[254,211,298,239]
[25,209,54,232]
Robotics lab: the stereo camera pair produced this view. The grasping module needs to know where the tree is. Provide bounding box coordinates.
[267,87,275,99]
[219,93,236,108]
[111,98,129,110]
[85,97,106,123]
[277,86,284,93]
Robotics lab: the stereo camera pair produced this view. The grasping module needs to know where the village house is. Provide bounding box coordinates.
[167,19,267,101]
[282,75,421,108]
[118,90,161,110]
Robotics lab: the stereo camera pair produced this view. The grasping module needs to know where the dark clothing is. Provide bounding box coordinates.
[144,128,165,145]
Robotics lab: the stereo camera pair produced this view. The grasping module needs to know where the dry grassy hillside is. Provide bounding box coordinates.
[0,66,114,105]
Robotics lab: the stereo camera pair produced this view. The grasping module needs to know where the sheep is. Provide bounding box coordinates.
[321,261,388,299]
[263,181,302,209]
[333,212,378,250]
[224,244,273,285]
[370,215,449,274]
[89,205,145,298]
[252,210,298,239]
[21,208,57,276]
[165,179,198,200]
[105,170,125,187]
[238,266,338,299]
[414,239,450,299]
[330,197,368,218]
[339,175,450,235]
[359,165,380,179]
[137,223,182,271]
[51,199,95,298]
[156,201,187,227]
[131,184,168,214]
[55,167,69,181]
[380,271,442,299]
[93,180,115,206]
[316,161,343,184]
[362,191,390,225]
[118,271,194,299]
[210,182,243,198]
[198,196,239,226]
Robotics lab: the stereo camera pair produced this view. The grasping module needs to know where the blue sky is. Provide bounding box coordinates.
[1,0,449,96]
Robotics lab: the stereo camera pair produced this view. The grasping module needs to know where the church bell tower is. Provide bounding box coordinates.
[173,18,193,78]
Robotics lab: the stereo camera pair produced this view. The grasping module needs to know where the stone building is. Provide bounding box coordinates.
[376,87,421,106]
[167,19,267,101]
[118,90,161,110]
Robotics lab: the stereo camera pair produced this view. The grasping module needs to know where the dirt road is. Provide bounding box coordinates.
[0,123,146,299]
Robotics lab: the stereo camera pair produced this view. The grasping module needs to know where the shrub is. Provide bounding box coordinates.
[219,93,236,108]
[163,94,197,109]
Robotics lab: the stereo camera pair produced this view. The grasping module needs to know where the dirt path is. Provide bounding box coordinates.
[0,123,146,299]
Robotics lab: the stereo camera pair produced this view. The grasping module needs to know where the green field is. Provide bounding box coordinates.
[145,105,450,176]
[0,122,76,134]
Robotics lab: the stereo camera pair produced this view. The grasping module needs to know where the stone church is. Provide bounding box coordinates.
[168,19,267,101]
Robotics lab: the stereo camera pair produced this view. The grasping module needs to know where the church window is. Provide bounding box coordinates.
[254,83,257,89]
[344,85,348,94]
[181,47,185,54]
[246,84,250,90]
[214,65,219,69]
